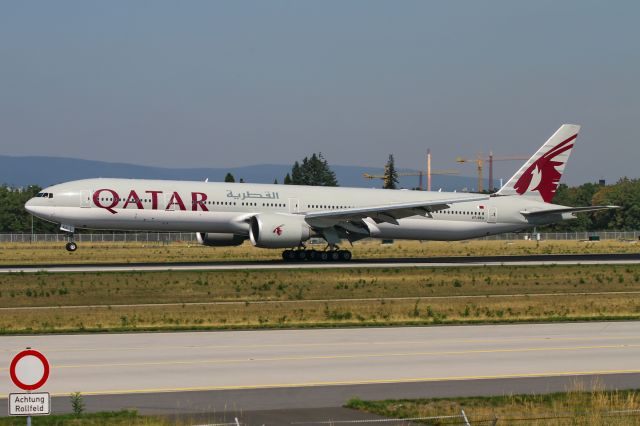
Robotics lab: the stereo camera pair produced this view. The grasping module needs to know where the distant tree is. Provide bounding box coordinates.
[289,153,338,186]
[283,173,292,185]
[591,178,640,230]
[383,154,399,189]
[224,173,235,183]
[239,178,245,183]
[290,161,302,184]
[273,178,279,184]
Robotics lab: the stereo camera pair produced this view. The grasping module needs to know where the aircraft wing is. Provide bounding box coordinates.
[303,195,489,226]
[520,205,619,216]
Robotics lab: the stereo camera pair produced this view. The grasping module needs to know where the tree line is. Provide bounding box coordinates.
[542,178,640,232]
[0,185,58,233]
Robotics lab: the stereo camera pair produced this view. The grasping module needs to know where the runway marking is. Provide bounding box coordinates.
[1,343,633,372]
[3,369,640,398]
[2,290,640,311]
[3,333,640,355]
[2,259,639,274]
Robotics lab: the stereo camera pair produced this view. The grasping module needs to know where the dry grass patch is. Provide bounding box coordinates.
[1,265,639,308]
[347,383,640,425]
[0,239,637,265]
[0,410,205,425]
[1,292,638,333]
[1,264,639,333]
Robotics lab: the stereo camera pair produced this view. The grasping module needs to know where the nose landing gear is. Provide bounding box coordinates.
[61,224,77,252]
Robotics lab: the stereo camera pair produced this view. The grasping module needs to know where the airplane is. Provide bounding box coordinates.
[25,124,616,261]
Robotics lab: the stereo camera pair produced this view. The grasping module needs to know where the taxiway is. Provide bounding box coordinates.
[1,253,639,273]
[1,322,639,414]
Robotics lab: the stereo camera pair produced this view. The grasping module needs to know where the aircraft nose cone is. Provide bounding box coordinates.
[24,198,35,214]
[24,198,55,220]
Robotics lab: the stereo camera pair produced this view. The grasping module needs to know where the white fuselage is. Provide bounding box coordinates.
[25,178,565,243]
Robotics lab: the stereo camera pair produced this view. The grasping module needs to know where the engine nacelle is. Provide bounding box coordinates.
[196,232,246,247]
[249,213,312,248]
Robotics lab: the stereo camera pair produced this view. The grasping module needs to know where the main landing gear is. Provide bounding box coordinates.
[281,248,352,262]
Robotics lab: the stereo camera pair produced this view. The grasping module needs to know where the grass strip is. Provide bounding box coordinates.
[0,265,639,333]
[2,264,640,307]
[346,386,640,425]
[0,410,172,425]
[1,240,638,265]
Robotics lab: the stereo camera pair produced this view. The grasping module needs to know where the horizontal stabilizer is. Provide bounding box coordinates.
[520,205,619,216]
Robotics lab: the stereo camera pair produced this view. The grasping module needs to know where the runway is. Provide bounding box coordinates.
[1,322,640,415]
[1,252,639,273]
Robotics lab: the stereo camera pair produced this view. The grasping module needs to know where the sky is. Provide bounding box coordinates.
[1,0,638,185]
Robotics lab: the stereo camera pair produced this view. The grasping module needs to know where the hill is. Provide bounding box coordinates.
[0,155,482,191]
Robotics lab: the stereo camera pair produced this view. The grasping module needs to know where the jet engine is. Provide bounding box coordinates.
[249,213,312,248]
[196,232,246,247]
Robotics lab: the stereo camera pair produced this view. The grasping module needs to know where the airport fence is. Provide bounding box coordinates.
[481,230,640,241]
[290,409,640,425]
[0,230,639,244]
[285,408,640,424]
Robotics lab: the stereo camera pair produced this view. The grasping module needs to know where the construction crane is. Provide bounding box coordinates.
[455,152,528,192]
[364,150,458,191]
[363,170,459,191]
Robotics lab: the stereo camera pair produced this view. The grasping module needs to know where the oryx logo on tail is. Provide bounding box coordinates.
[513,134,577,202]
[496,124,580,203]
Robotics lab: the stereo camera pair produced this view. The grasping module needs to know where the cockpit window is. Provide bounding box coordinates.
[48,193,53,198]
[36,193,43,197]
[35,192,53,198]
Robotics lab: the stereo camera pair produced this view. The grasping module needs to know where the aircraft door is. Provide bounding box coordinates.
[288,198,300,213]
[487,207,497,223]
[80,190,92,208]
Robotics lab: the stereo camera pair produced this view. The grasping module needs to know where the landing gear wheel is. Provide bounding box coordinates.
[329,251,340,261]
[338,250,352,261]
[282,250,293,261]
[320,251,329,261]
[297,250,307,261]
[65,242,78,252]
[306,250,318,261]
